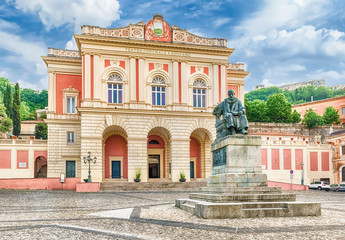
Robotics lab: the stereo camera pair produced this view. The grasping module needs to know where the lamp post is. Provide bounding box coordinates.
[301,161,304,185]
[83,151,96,183]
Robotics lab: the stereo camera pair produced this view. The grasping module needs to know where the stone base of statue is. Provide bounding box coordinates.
[176,135,321,218]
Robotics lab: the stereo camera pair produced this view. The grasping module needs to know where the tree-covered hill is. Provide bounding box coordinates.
[245,85,345,104]
[0,77,48,121]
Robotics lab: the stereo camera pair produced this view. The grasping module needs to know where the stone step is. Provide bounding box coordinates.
[199,186,282,194]
[189,193,296,203]
[100,180,207,191]
[243,207,288,218]
[241,202,287,209]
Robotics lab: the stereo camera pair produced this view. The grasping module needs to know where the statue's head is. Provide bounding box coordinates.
[228,89,235,98]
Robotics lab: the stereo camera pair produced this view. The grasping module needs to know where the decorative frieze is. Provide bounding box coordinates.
[48,48,80,58]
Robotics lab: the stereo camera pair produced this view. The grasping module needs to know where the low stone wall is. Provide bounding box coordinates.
[249,122,344,143]
[0,178,81,190]
[76,182,100,192]
[268,181,308,191]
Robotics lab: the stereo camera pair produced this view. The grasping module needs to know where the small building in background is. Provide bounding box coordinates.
[252,133,333,185]
[292,95,345,125]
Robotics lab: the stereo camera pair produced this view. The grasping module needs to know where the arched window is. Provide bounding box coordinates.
[193,79,206,108]
[108,73,123,104]
[152,76,166,106]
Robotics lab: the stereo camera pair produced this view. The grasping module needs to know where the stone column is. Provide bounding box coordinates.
[170,138,190,182]
[172,61,179,104]
[48,71,55,112]
[127,137,148,182]
[93,55,101,100]
[84,54,91,99]
[212,64,218,104]
[129,57,136,102]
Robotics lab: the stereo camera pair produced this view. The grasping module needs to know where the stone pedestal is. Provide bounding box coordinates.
[176,135,321,218]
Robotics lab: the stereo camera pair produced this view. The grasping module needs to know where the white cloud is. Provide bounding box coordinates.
[0,19,19,30]
[233,0,331,39]
[11,0,121,32]
[65,36,78,50]
[307,69,345,83]
[213,17,231,28]
[0,30,46,67]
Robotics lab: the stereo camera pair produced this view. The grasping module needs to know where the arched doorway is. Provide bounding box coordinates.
[147,127,171,180]
[190,128,212,179]
[103,126,128,180]
[147,135,165,179]
[35,156,47,178]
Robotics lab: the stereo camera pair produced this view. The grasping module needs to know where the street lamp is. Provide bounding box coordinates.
[83,151,96,183]
[301,161,304,185]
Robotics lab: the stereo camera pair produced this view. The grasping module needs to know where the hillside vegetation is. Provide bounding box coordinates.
[245,85,345,104]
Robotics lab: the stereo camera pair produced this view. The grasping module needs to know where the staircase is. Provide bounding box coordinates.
[101,180,207,191]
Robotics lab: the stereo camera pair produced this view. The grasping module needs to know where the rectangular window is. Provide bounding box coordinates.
[193,88,206,108]
[108,84,123,104]
[342,107,345,115]
[67,132,74,145]
[152,86,166,106]
[342,145,345,155]
[67,97,76,114]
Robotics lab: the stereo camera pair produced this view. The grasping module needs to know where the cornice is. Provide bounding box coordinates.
[74,34,234,56]
[227,70,250,77]
[77,107,214,118]
[41,56,82,67]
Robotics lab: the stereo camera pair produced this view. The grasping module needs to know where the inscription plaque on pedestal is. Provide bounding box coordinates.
[213,147,226,167]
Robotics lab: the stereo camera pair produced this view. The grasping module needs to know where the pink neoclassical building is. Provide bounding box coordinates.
[41,14,249,183]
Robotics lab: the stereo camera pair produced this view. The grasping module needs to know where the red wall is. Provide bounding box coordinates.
[321,152,329,171]
[0,178,80,190]
[148,135,165,178]
[17,150,28,169]
[310,152,318,171]
[271,149,280,170]
[105,135,127,179]
[295,149,303,170]
[0,150,11,169]
[283,149,291,170]
[190,137,201,178]
[56,74,82,114]
[34,151,47,160]
[261,149,267,170]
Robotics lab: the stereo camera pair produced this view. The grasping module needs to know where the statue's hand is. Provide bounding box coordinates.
[232,111,239,116]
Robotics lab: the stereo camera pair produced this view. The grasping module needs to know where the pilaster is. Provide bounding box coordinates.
[84,54,91,99]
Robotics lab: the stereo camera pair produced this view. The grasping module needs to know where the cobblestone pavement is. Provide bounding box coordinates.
[0,189,344,239]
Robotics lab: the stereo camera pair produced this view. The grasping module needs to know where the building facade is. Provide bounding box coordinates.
[257,134,333,185]
[42,15,249,183]
[292,95,345,125]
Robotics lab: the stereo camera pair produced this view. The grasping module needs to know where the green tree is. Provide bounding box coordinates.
[245,99,269,122]
[302,109,323,129]
[245,87,282,101]
[0,103,12,135]
[289,110,302,123]
[12,83,21,136]
[0,77,10,97]
[323,106,341,125]
[266,93,292,123]
[20,101,31,121]
[313,86,332,101]
[35,123,47,140]
[3,83,12,118]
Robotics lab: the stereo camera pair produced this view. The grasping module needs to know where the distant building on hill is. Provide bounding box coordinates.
[253,79,325,92]
[280,79,325,91]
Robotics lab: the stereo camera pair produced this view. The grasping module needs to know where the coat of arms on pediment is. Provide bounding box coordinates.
[145,14,171,42]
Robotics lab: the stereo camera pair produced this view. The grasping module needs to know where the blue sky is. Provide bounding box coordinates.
[0,0,344,92]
